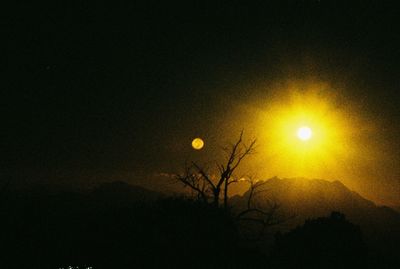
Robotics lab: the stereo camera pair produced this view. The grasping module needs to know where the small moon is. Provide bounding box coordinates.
[191,138,204,150]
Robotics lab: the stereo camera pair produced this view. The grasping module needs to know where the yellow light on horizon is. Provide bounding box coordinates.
[297,126,312,141]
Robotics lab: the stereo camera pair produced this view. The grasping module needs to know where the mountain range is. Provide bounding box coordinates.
[232,177,400,228]
[231,177,400,256]
[4,177,399,265]
[88,178,400,251]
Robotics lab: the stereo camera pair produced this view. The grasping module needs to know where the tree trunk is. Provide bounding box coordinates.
[213,188,220,207]
[223,179,228,209]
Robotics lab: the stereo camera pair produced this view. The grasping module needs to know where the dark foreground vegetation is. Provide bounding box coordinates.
[1,183,399,269]
[0,187,259,269]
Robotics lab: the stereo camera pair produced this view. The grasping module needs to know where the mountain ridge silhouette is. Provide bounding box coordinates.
[231,177,400,259]
[232,177,400,228]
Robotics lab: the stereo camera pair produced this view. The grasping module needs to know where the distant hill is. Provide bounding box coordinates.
[3,180,164,212]
[231,177,400,255]
[89,180,163,206]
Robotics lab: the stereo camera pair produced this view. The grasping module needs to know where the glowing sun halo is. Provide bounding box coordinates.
[256,85,361,179]
[191,138,204,150]
[297,126,312,141]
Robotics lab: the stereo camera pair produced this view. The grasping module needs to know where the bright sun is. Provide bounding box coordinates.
[257,84,354,171]
[297,126,312,141]
[247,81,370,184]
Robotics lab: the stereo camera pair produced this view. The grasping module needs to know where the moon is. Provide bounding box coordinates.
[191,138,204,150]
[297,126,312,141]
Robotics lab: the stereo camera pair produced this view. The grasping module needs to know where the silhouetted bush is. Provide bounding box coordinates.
[271,211,367,268]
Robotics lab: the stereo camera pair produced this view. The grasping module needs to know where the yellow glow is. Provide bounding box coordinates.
[255,83,360,179]
[297,126,312,141]
[191,138,204,150]
[225,80,389,205]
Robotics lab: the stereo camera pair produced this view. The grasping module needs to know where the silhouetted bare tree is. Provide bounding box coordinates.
[175,131,256,209]
[175,132,294,242]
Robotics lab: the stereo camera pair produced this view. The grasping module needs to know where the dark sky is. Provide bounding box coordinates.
[3,1,400,203]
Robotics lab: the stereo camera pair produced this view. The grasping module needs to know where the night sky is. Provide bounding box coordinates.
[4,2,400,205]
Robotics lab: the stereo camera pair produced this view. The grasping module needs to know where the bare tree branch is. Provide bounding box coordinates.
[175,165,210,203]
[192,162,215,189]
[235,177,295,240]
[175,131,256,209]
